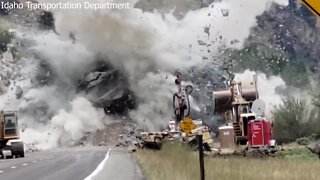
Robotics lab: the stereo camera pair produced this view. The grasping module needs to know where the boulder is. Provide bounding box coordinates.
[307,141,320,158]
[79,63,135,114]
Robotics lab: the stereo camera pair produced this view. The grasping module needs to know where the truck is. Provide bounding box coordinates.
[0,111,24,159]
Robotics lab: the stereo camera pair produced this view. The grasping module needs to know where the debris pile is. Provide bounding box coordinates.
[117,124,143,148]
[24,143,39,152]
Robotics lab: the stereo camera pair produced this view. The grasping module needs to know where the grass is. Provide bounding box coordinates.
[134,143,320,180]
[275,147,318,160]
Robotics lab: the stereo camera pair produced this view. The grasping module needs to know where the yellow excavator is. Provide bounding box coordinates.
[213,78,258,145]
[0,111,24,159]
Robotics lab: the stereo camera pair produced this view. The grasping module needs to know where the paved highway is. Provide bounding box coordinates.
[0,146,144,180]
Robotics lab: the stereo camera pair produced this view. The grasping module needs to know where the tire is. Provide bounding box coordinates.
[154,138,162,150]
[20,151,25,158]
[11,142,24,158]
[188,139,198,151]
[0,150,4,159]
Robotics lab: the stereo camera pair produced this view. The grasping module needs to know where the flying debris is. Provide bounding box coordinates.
[230,39,240,45]
[197,40,207,46]
[221,9,229,17]
[15,86,23,99]
[69,32,76,44]
[203,25,211,38]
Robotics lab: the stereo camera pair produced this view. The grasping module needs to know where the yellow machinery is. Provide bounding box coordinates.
[213,79,258,145]
[0,111,24,159]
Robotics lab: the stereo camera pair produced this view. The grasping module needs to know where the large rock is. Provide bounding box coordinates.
[79,62,135,114]
[307,141,320,158]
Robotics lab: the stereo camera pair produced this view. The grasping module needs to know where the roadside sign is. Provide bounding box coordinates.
[179,117,196,134]
[302,0,320,17]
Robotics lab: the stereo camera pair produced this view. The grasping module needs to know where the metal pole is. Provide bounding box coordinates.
[197,134,205,180]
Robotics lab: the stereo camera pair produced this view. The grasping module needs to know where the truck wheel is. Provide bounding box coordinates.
[0,150,4,159]
[19,151,25,158]
[188,139,198,151]
[11,142,24,158]
[154,138,162,150]
[1,147,13,159]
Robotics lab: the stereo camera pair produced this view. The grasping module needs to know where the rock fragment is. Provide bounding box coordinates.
[221,9,229,17]
[198,40,207,46]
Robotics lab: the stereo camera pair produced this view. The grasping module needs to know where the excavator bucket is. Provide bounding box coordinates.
[213,90,232,113]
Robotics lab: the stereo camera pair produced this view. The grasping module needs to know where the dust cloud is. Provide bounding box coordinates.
[235,70,286,118]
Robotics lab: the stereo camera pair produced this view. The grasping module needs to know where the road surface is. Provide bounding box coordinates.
[0,146,144,180]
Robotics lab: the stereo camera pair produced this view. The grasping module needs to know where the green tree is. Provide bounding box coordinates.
[310,87,320,138]
[273,96,316,143]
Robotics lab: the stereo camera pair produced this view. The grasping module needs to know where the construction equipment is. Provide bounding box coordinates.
[187,125,213,151]
[139,72,214,151]
[173,71,193,122]
[213,75,277,154]
[0,111,24,159]
[138,132,169,150]
[213,78,258,145]
[172,72,215,151]
[246,99,277,152]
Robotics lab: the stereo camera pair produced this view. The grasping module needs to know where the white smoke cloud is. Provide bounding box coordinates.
[21,97,105,150]
[235,70,286,118]
[28,31,96,81]
[129,72,176,131]
[0,31,105,149]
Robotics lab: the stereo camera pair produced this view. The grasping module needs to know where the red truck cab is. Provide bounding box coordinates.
[247,119,275,148]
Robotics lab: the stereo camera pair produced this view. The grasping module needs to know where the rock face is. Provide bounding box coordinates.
[244,1,320,72]
[0,51,15,93]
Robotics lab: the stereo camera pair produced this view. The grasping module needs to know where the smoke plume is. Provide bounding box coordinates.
[235,70,286,118]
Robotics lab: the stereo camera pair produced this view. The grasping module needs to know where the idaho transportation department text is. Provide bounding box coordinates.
[1,1,130,10]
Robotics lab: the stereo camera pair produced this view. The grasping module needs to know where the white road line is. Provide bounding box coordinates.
[22,163,28,166]
[84,148,112,180]
[0,170,4,173]
[33,161,37,163]
[11,166,16,169]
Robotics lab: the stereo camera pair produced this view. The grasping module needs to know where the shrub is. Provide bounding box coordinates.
[273,96,317,143]
[296,137,310,145]
[275,147,318,160]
